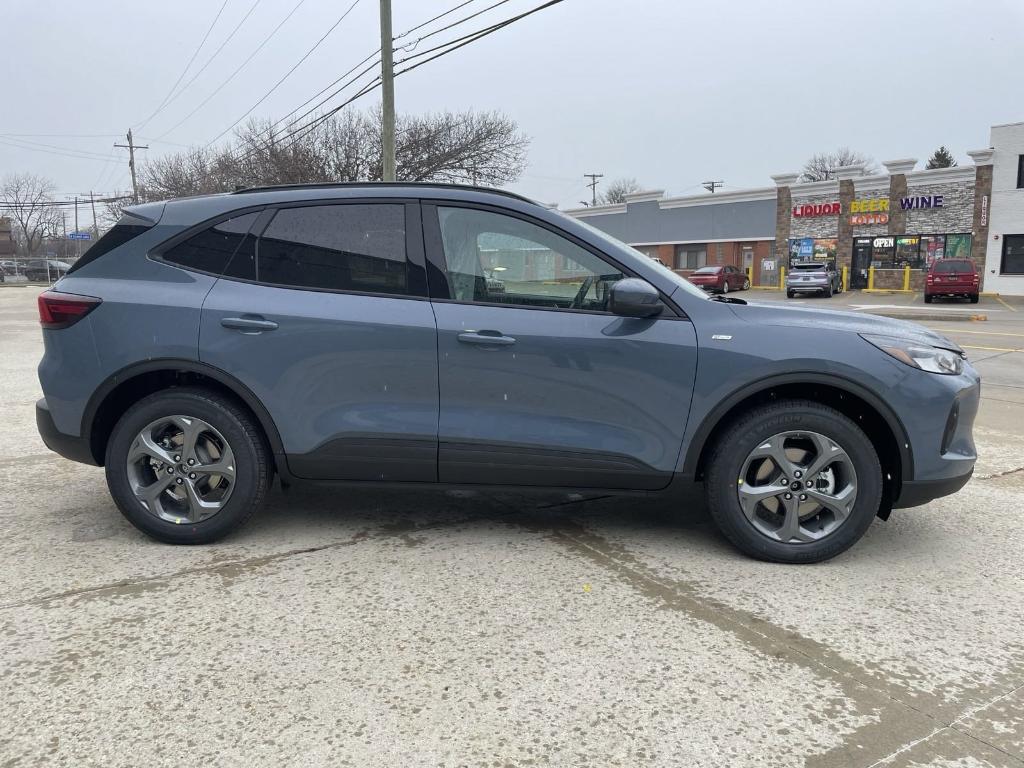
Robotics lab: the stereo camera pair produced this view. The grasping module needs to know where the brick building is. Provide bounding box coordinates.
[563,124,1016,293]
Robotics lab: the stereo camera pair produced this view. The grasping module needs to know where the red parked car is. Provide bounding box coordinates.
[687,265,749,294]
[924,259,979,304]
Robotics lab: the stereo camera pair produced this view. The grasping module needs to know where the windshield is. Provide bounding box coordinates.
[558,212,711,300]
[933,260,974,273]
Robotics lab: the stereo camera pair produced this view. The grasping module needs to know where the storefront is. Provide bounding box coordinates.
[774,157,993,291]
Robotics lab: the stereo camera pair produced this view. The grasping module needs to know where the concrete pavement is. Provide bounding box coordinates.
[2,285,1023,767]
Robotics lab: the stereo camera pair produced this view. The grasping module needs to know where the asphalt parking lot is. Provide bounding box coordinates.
[2,284,1023,767]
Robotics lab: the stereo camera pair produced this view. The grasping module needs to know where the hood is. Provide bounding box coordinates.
[730,301,963,354]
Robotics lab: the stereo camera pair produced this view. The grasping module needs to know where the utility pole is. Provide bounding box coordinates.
[80,191,99,237]
[379,0,396,182]
[115,129,148,203]
[61,211,67,261]
[702,180,724,193]
[584,173,603,206]
[73,196,81,258]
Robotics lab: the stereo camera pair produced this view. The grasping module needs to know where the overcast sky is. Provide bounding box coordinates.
[2,0,1021,209]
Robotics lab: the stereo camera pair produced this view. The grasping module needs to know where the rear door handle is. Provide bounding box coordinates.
[221,315,278,333]
[457,330,516,346]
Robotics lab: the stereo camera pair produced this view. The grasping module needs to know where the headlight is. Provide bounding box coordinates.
[861,334,964,375]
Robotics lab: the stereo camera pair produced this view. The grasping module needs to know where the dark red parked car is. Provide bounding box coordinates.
[687,265,749,294]
[925,259,979,304]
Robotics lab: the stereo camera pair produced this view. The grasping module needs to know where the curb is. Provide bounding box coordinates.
[856,310,987,322]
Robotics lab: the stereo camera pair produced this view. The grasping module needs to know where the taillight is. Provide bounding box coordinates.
[38,290,101,329]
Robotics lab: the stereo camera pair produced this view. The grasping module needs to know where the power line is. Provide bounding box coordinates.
[205,0,364,147]
[393,0,478,40]
[394,0,510,53]
[217,0,566,166]
[136,0,231,130]
[154,0,313,140]
[0,136,112,162]
[144,0,265,133]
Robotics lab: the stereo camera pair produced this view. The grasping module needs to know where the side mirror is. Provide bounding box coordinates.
[609,278,664,318]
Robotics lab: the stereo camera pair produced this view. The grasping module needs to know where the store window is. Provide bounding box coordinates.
[945,234,972,260]
[894,236,922,268]
[870,237,895,268]
[1002,235,1024,275]
[920,235,946,267]
[674,245,707,270]
[789,238,836,267]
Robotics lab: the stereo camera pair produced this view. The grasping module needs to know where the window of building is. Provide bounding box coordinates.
[436,206,624,311]
[1001,235,1024,275]
[945,234,972,260]
[1018,155,1024,189]
[920,235,946,267]
[161,212,260,279]
[894,236,922,268]
[258,204,407,294]
[674,245,706,270]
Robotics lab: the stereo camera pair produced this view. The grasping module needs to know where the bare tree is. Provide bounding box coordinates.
[600,177,641,204]
[800,148,878,182]
[141,107,530,199]
[0,173,62,255]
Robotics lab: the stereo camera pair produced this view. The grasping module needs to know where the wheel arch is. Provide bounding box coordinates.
[685,373,913,513]
[83,359,289,478]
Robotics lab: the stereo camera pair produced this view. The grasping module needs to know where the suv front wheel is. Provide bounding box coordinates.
[705,400,882,563]
[105,387,271,544]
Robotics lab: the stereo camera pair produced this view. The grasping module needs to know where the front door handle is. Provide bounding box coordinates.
[457,330,516,346]
[221,315,278,333]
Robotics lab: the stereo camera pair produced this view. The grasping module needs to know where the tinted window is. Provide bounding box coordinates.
[436,206,624,311]
[162,212,259,279]
[693,266,721,274]
[1001,235,1024,275]
[933,260,975,273]
[67,221,152,274]
[258,204,407,293]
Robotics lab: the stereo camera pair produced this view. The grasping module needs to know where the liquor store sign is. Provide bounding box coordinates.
[793,195,945,225]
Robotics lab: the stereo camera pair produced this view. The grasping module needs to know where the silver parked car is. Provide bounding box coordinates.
[786,261,842,298]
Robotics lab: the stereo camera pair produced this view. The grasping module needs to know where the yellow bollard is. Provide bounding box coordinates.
[779,266,786,290]
[746,266,752,286]
[867,266,875,290]
[842,266,849,292]
[903,265,911,291]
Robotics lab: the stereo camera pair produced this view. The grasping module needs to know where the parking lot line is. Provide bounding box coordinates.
[961,344,1024,353]
[995,297,1018,312]
[942,329,1024,338]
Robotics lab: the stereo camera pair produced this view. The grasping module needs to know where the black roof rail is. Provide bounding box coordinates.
[229,181,537,205]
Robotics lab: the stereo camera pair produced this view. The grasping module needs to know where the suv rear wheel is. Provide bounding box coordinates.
[705,400,882,563]
[105,387,271,544]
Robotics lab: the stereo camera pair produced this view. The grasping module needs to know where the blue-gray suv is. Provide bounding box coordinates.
[35,184,979,563]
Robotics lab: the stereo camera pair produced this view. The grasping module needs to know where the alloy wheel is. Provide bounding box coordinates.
[737,430,857,543]
[125,415,236,524]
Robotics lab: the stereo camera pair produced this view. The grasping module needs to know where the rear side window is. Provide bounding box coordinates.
[257,204,407,294]
[162,212,259,279]
[933,260,974,273]
[67,221,152,273]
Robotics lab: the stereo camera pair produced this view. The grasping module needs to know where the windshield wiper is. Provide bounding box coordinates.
[709,294,747,305]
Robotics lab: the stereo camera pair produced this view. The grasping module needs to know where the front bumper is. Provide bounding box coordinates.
[36,398,97,465]
[894,470,973,508]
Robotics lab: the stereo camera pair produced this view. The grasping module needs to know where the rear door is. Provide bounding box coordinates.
[187,201,439,481]
[424,203,698,490]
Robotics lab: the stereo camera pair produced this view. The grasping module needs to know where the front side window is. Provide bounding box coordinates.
[436,206,624,311]
[258,204,407,294]
[1002,235,1024,275]
[162,212,259,279]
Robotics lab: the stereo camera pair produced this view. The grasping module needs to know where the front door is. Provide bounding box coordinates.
[198,201,439,481]
[424,204,698,490]
[851,239,872,288]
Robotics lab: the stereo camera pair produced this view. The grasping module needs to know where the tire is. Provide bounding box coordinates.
[704,400,883,564]
[105,387,271,544]
[742,279,751,291]
[924,294,933,304]
[721,281,730,294]
[824,284,833,298]
[969,294,980,304]
[786,290,796,299]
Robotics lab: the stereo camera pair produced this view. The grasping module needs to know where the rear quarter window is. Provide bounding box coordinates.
[161,212,260,280]
[67,221,153,273]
